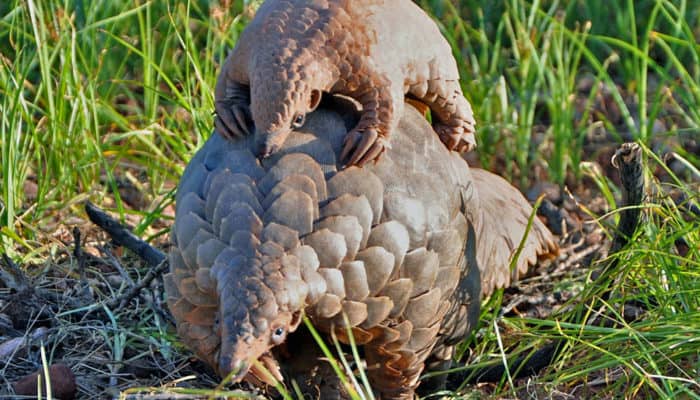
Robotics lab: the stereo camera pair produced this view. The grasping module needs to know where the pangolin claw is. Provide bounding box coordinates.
[434,124,476,153]
[435,124,476,153]
[341,128,387,167]
[215,103,253,140]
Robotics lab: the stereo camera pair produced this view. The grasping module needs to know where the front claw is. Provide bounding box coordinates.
[214,102,253,140]
[341,129,388,167]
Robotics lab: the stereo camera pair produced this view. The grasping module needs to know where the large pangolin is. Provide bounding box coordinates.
[214,0,476,166]
[164,99,557,399]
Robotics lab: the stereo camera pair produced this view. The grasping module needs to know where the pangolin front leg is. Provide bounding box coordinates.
[408,77,476,153]
[340,81,398,167]
[214,77,253,140]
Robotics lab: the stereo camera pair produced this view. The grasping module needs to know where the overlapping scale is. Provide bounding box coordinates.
[304,229,347,269]
[355,246,394,296]
[367,221,410,273]
[339,260,369,301]
[259,153,327,201]
[315,215,363,260]
[321,194,373,247]
[262,174,319,218]
[399,248,439,297]
[327,167,384,225]
[263,190,315,236]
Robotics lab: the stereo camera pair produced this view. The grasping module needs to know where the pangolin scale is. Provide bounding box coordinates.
[165,100,557,399]
[214,0,476,166]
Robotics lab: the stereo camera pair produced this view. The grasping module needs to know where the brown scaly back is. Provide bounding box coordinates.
[166,99,557,399]
[215,0,476,166]
[246,1,344,155]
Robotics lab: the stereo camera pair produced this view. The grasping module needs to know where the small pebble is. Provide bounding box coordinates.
[13,363,77,400]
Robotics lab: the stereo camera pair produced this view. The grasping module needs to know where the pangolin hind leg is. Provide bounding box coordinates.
[408,78,476,153]
[214,79,253,140]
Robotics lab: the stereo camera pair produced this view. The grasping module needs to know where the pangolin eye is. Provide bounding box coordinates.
[271,327,286,344]
[213,315,221,333]
[291,113,305,129]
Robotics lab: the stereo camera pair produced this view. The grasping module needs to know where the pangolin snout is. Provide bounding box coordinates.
[259,142,280,159]
[256,129,291,159]
[219,354,249,382]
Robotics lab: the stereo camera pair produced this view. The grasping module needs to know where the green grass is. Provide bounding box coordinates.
[422,0,700,185]
[454,145,700,398]
[1,0,698,398]
[1,0,246,258]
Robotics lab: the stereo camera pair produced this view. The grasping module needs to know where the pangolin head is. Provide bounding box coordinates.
[216,255,309,385]
[250,63,323,158]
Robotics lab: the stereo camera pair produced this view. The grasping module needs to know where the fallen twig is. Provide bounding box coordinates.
[106,260,169,310]
[84,201,169,312]
[84,201,166,267]
[100,245,136,289]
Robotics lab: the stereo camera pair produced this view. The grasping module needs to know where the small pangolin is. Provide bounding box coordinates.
[215,0,476,166]
[165,99,557,399]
